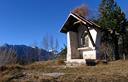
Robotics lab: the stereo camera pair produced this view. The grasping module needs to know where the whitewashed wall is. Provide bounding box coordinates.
[66,25,101,63]
[89,29,97,49]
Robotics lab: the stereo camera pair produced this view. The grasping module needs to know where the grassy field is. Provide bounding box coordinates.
[0,60,128,82]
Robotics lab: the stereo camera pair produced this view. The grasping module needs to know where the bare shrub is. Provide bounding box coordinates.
[55,60,65,65]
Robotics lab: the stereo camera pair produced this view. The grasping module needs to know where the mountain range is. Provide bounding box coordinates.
[0,44,53,65]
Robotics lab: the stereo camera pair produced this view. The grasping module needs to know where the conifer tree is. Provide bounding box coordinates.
[98,0,127,60]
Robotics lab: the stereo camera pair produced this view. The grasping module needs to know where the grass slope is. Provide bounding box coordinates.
[0,60,128,82]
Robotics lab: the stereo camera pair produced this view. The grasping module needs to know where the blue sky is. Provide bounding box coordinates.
[0,0,127,49]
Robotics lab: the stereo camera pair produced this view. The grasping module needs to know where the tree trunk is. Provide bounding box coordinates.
[113,34,120,60]
[122,34,126,60]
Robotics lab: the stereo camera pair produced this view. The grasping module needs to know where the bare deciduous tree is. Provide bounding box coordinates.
[42,35,49,51]
[72,4,88,17]
[50,35,54,50]
[55,38,59,53]
[0,48,16,66]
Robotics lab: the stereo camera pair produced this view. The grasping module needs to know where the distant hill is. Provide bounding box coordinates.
[0,44,53,65]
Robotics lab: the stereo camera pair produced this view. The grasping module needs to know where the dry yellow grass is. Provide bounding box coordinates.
[1,60,128,82]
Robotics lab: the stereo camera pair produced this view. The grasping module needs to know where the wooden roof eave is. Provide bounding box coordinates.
[59,14,72,33]
[60,12,101,33]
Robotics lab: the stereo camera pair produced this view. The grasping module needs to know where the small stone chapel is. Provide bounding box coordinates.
[60,12,105,64]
